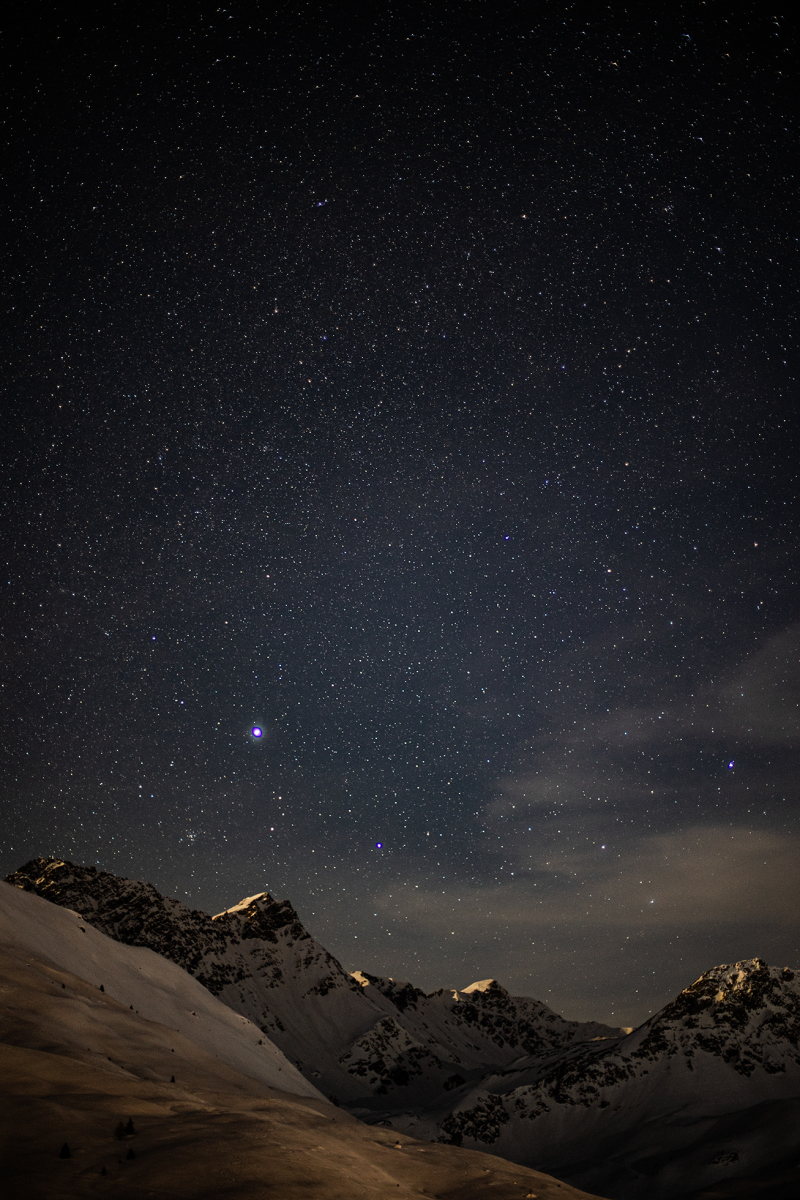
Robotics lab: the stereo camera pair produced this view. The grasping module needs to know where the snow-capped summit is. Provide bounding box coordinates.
[0,878,322,1099]
[214,890,311,942]
[0,880,604,1200]
[461,978,500,993]
[5,857,390,1100]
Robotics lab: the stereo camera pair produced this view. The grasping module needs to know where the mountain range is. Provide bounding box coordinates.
[0,875,600,1200]
[4,856,800,1199]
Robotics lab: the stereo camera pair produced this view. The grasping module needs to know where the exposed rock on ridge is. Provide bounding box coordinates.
[5,857,387,1098]
[405,958,800,1199]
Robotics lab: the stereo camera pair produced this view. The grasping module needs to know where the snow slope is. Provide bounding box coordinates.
[346,972,625,1113]
[8,857,800,1198]
[4,859,396,1100]
[0,880,321,1099]
[0,883,608,1200]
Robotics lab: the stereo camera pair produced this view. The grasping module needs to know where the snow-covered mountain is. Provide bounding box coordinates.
[6,856,800,1199]
[348,971,625,1113]
[0,878,321,1099]
[390,958,800,1199]
[5,857,622,1108]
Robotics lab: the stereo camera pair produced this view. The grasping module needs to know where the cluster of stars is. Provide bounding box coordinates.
[1,4,797,1026]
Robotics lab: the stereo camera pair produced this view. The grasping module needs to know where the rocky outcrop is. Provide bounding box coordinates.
[395,959,800,1199]
[5,857,384,1098]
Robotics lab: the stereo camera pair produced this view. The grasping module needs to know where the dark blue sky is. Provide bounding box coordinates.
[2,1,798,1025]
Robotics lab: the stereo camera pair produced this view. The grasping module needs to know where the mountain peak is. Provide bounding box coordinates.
[461,978,506,996]
[7,855,800,1198]
[217,891,273,915]
[649,957,798,1034]
[7,856,98,893]
[214,891,309,944]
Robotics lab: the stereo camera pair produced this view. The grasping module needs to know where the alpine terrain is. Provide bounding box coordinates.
[5,857,800,1199]
[0,878,604,1200]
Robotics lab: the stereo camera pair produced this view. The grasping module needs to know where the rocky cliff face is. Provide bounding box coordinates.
[5,857,389,1099]
[351,972,625,1091]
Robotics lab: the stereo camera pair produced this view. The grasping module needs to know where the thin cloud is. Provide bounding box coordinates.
[489,621,800,826]
[382,826,800,937]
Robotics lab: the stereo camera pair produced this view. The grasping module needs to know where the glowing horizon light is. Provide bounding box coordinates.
[252,726,263,738]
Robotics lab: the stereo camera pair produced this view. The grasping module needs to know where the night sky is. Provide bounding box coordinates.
[2,3,798,1027]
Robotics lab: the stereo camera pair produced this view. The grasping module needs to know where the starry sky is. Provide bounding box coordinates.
[2,2,798,1027]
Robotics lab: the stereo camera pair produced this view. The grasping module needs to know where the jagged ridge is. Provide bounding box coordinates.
[5,857,620,1108]
[419,959,800,1200]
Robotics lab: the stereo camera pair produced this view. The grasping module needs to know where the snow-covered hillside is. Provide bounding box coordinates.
[6,857,800,1199]
[0,879,321,1099]
[347,972,625,1112]
[0,884,605,1200]
[4,857,396,1099]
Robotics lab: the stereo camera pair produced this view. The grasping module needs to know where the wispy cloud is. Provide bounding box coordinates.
[361,627,800,1022]
[488,621,800,830]
[382,826,800,938]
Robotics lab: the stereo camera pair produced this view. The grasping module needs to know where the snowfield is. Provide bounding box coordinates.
[0,879,321,1098]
